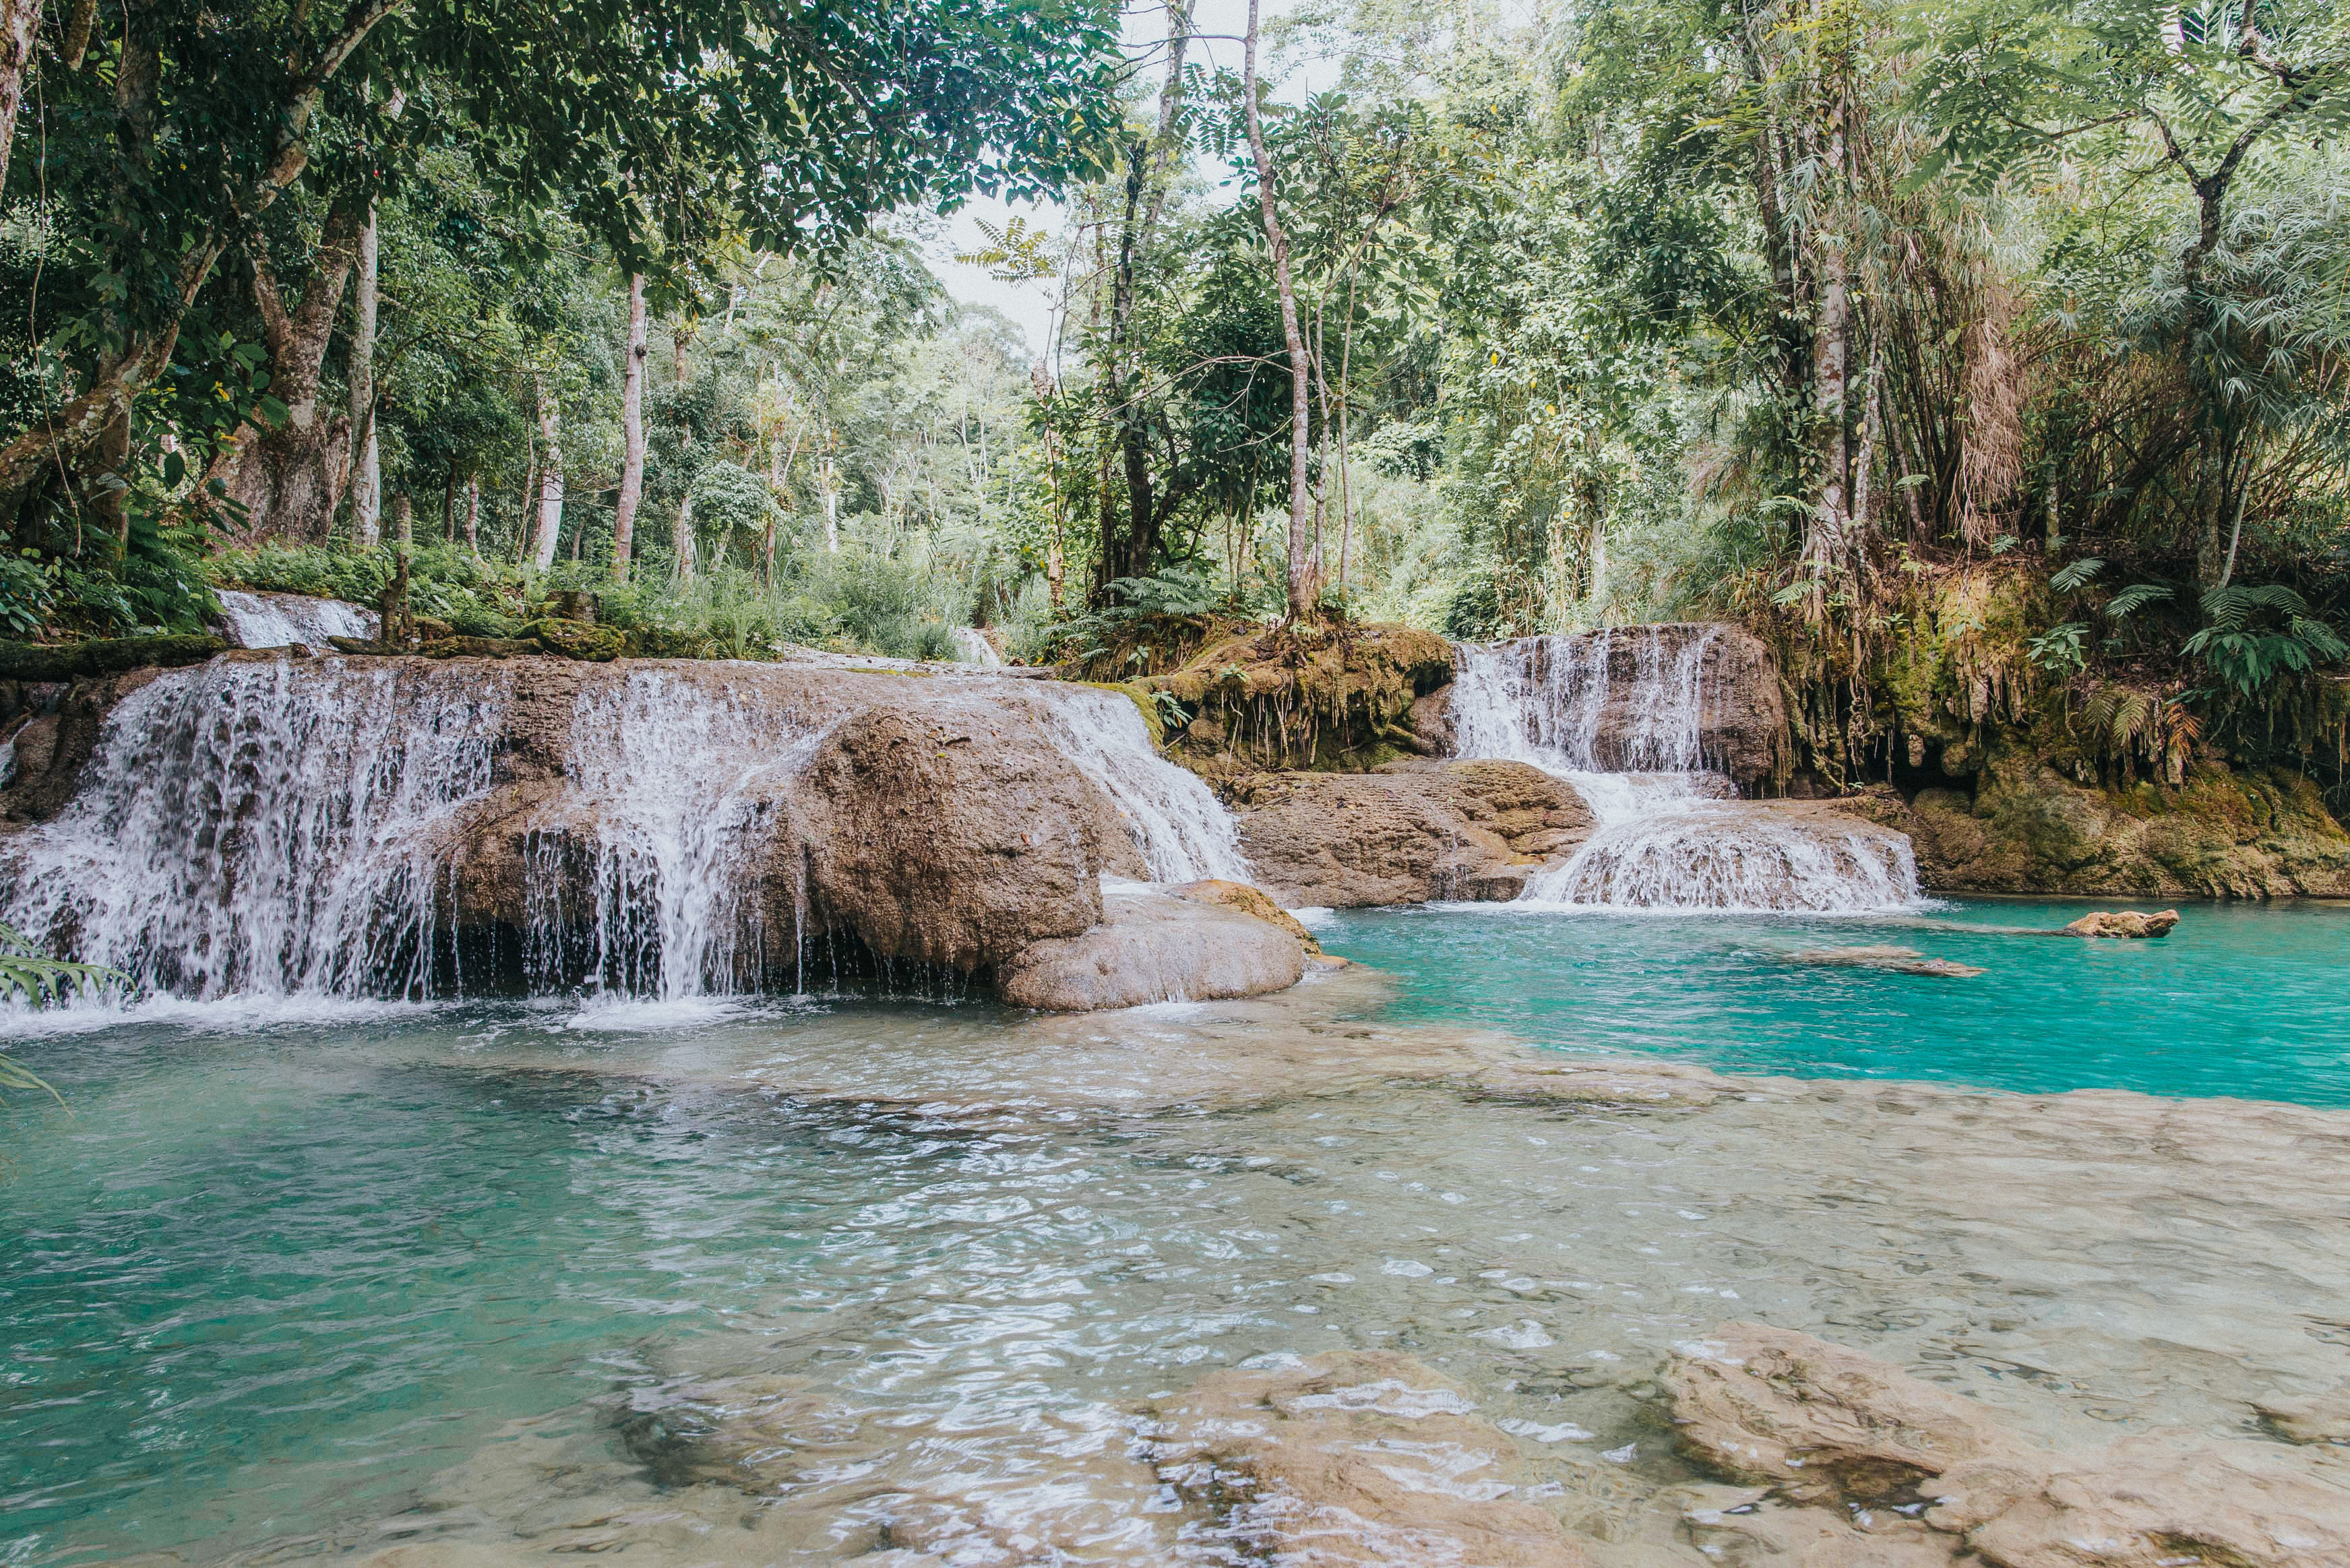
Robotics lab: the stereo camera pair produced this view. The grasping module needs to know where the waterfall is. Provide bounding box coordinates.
[1,658,1256,1009]
[216,589,379,652]
[1452,629,1919,913]
[1,660,508,1000]
[530,668,819,1002]
[1028,686,1251,884]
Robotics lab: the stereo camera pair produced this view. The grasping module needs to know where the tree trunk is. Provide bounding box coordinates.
[673,320,693,385]
[1808,210,1850,576]
[531,379,563,571]
[393,491,412,550]
[613,273,646,582]
[464,475,480,552]
[1244,0,1318,622]
[675,491,696,584]
[1852,338,1884,544]
[349,200,380,546]
[442,463,457,542]
[0,0,42,198]
[216,203,367,544]
[820,438,838,552]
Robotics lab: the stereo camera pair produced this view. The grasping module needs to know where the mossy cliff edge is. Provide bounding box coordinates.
[1752,566,2350,899]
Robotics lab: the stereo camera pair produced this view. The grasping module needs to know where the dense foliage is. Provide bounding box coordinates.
[1,0,2345,783]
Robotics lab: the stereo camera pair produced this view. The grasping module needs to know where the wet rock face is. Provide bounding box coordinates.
[1668,1322,2350,1568]
[995,886,1306,1011]
[5,654,1179,989]
[440,662,1151,976]
[1842,753,2350,898]
[1230,758,1595,906]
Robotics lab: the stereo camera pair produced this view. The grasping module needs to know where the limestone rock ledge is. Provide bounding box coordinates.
[997,886,1306,1011]
[1229,757,1595,906]
[1668,1321,2350,1568]
[1832,753,2350,898]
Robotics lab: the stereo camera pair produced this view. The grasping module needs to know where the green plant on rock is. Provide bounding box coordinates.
[2184,586,2349,697]
[1,920,127,1115]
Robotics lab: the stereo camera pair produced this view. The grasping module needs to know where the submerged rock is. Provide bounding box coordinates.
[1788,945,1985,978]
[2061,908,2180,939]
[997,886,1306,1011]
[1231,757,1594,906]
[1667,1322,2350,1568]
[1149,1350,1599,1567]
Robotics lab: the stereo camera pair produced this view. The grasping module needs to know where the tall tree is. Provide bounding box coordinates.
[614,274,648,582]
[1245,0,1319,620]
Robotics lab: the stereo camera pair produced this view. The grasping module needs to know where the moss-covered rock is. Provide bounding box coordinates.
[1844,750,2350,897]
[520,619,627,662]
[0,634,225,681]
[1121,621,1456,779]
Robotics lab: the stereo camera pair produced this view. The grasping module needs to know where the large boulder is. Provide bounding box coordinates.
[1230,758,1594,906]
[997,886,1306,1010]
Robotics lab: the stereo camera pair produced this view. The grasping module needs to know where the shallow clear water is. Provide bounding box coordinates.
[5,910,2350,1565]
[1316,896,2350,1105]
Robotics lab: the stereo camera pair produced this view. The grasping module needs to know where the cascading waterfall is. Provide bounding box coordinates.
[2,658,1256,1008]
[216,589,380,652]
[1030,687,1251,884]
[530,669,820,1002]
[1452,629,1919,912]
[1,659,509,999]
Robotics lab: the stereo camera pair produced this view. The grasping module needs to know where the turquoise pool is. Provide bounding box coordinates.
[6,899,2349,1565]
[1316,896,2350,1105]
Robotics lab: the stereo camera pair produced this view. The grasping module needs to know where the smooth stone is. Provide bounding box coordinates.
[2062,908,2181,939]
[996,888,1305,1011]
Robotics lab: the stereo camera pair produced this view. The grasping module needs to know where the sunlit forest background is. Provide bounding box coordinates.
[0,0,2345,778]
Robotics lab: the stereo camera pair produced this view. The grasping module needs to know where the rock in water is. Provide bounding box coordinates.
[996,887,1305,1011]
[1149,1350,1598,1567]
[1788,945,1985,978]
[2062,908,2181,939]
[1666,1322,2350,1568]
[1232,758,1594,907]
[1167,877,1323,950]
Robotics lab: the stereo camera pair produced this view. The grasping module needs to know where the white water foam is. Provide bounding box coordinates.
[1,658,509,999]
[1030,686,1251,884]
[216,589,379,652]
[1451,629,1919,913]
[542,668,820,1001]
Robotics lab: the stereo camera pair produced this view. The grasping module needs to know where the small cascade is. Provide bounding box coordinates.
[952,627,1004,667]
[528,669,819,1001]
[1,659,509,999]
[216,589,379,652]
[1029,685,1251,884]
[1452,628,1919,913]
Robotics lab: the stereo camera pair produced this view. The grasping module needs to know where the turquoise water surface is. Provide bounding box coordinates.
[7,898,2349,1565]
[1318,896,2350,1104]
